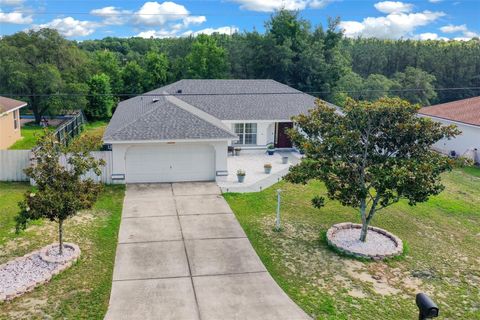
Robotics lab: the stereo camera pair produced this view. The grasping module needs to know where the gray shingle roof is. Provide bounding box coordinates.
[103,96,237,142]
[104,79,331,142]
[154,79,322,120]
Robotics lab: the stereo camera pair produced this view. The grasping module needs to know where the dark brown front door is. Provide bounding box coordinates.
[275,122,293,148]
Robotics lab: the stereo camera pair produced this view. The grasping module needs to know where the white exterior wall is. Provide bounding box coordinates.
[224,121,277,147]
[110,140,228,184]
[420,115,480,158]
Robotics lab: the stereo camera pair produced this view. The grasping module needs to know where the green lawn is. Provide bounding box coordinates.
[0,182,125,320]
[8,123,52,150]
[8,120,109,150]
[224,167,480,319]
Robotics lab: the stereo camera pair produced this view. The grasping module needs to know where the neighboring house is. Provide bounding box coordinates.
[419,96,480,161]
[0,96,27,149]
[104,79,331,183]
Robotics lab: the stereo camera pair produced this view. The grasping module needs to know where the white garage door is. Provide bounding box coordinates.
[126,144,215,183]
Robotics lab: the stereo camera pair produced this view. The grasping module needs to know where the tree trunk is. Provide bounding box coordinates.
[359,198,368,242]
[359,221,369,242]
[58,219,63,256]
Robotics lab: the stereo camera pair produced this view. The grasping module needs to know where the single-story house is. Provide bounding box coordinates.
[0,96,27,149]
[103,79,330,183]
[419,96,480,161]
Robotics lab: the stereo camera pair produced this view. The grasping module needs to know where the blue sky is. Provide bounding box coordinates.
[0,0,478,40]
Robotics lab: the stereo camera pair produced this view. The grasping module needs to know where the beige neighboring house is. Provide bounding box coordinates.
[0,96,27,149]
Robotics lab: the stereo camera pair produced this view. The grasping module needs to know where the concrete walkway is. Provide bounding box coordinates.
[105,182,310,320]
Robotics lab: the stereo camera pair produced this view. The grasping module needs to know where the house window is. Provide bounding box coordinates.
[233,123,257,145]
[13,110,19,130]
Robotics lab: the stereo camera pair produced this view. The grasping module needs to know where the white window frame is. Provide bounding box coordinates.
[13,110,19,130]
[233,123,257,145]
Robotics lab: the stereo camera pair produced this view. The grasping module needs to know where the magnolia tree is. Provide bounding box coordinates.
[16,131,105,254]
[286,98,459,242]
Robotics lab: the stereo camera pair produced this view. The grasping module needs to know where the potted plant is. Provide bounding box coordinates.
[282,156,288,164]
[267,144,275,155]
[234,147,241,156]
[237,169,246,183]
[264,163,272,174]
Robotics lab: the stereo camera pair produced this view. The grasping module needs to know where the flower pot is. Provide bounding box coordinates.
[282,156,288,164]
[267,150,275,155]
[234,148,241,156]
[237,175,245,183]
[264,167,272,174]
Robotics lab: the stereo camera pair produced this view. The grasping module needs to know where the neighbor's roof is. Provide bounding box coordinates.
[103,96,237,142]
[104,79,331,142]
[419,96,480,127]
[0,96,27,115]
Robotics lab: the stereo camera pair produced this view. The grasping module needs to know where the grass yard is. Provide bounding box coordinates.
[8,123,52,150]
[224,167,480,319]
[0,182,125,319]
[8,120,108,151]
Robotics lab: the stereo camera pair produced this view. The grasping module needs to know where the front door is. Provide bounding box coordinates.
[275,122,293,148]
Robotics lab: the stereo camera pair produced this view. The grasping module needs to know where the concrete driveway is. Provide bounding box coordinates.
[105,182,310,320]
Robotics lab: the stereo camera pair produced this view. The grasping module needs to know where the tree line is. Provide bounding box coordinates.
[0,10,479,123]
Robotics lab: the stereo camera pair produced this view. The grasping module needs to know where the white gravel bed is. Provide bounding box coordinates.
[0,243,80,301]
[331,228,397,256]
[326,223,403,259]
[0,253,58,296]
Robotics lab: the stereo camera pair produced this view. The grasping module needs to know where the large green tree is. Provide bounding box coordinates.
[393,67,437,105]
[144,51,169,90]
[0,29,91,123]
[185,35,228,78]
[286,98,459,242]
[122,61,146,96]
[93,50,124,95]
[85,73,115,120]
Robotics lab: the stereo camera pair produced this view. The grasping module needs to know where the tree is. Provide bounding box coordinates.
[93,50,124,94]
[122,61,146,95]
[393,67,437,105]
[286,97,459,242]
[0,29,91,123]
[185,35,228,78]
[85,73,115,120]
[362,74,396,101]
[332,71,364,106]
[16,131,104,254]
[144,51,169,90]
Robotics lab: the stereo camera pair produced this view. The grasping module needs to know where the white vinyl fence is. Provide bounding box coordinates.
[0,150,31,181]
[0,150,113,184]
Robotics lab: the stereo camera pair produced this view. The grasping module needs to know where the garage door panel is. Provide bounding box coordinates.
[126,144,215,183]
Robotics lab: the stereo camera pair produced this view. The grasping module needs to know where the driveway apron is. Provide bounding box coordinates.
[105,182,310,320]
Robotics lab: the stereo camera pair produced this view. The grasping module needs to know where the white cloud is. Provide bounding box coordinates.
[183,26,239,36]
[136,29,179,38]
[440,24,479,40]
[0,10,32,24]
[35,17,97,37]
[133,1,204,27]
[0,0,24,5]
[132,1,207,38]
[414,32,448,40]
[341,10,445,39]
[374,1,413,14]
[231,0,335,12]
[428,0,442,3]
[90,6,132,25]
[309,0,337,9]
[440,24,467,33]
